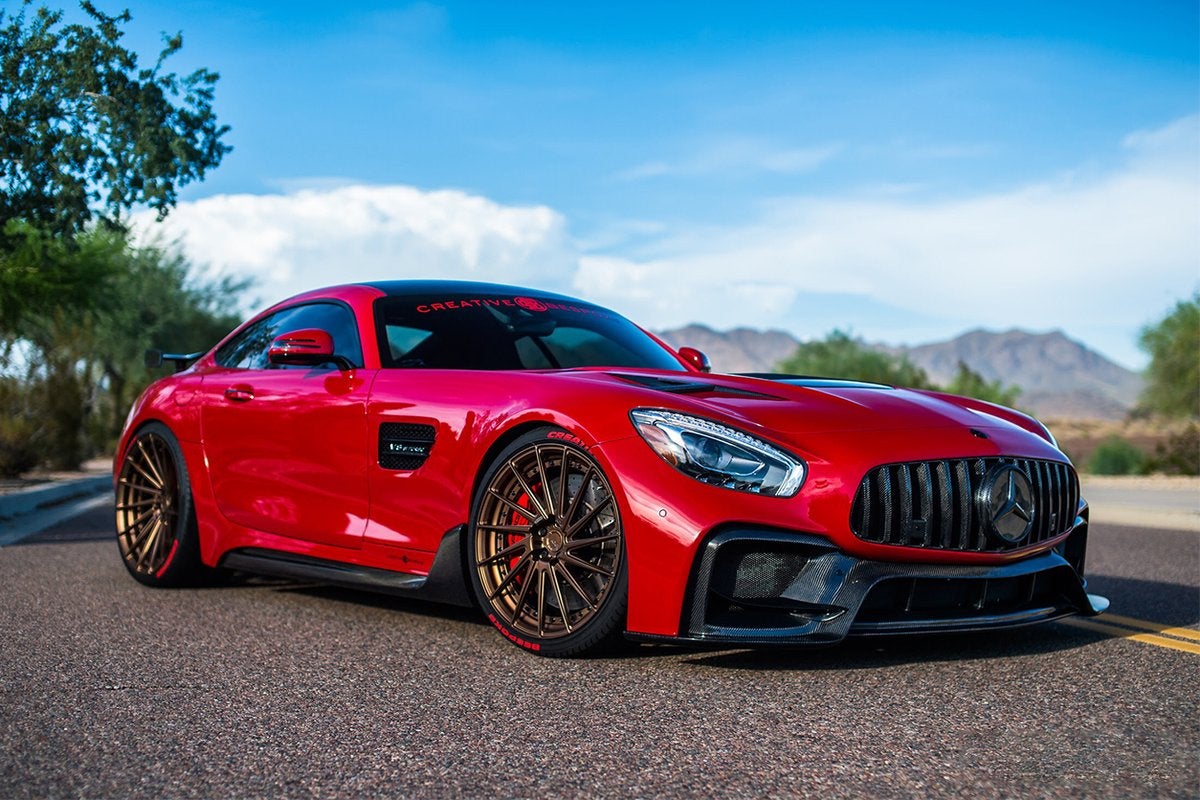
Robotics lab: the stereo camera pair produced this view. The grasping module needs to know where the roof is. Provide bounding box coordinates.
[361,280,593,306]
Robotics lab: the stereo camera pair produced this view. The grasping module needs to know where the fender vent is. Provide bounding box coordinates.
[379,423,436,470]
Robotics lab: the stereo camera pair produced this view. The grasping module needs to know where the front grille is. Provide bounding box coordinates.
[850,458,1078,552]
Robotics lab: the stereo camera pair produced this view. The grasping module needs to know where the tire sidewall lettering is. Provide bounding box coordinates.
[487,613,542,651]
[546,430,586,447]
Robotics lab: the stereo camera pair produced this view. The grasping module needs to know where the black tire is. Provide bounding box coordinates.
[114,422,206,587]
[468,427,628,657]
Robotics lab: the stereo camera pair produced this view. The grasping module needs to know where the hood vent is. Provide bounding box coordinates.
[611,373,779,399]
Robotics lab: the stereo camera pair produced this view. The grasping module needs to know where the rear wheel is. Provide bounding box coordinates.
[115,422,204,587]
[469,428,627,657]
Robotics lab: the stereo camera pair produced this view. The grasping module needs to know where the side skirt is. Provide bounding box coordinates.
[219,525,475,608]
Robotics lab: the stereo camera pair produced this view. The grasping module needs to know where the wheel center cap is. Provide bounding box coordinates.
[543,528,565,557]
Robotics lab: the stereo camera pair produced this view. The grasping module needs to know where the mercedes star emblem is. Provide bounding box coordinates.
[980,465,1035,544]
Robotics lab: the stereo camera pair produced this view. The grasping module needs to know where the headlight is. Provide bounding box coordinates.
[630,409,805,497]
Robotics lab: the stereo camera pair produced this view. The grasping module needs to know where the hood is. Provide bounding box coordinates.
[560,369,1053,443]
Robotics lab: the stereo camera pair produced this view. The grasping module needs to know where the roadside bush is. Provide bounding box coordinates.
[1086,436,1147,475]
[1146,424,1199,476]
[41,356,87,470]
[0,377,44,478]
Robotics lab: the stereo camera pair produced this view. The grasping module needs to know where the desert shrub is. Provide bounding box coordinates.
[1086,436,1147,475]
[0,376,44,477]
[41,357,86,470]
[1146,424,1199,476]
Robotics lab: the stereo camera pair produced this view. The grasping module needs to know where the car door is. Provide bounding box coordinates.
[200,301,372,549]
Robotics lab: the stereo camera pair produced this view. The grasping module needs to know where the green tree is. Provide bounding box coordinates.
[943,360,1021,407]
[776,329,934,389]
[89,236,246,439]
[1138,293,1200,419]
[0,2,239,473]
[1,229,246,472]
[0,220,125,337]
[0,1,231,240]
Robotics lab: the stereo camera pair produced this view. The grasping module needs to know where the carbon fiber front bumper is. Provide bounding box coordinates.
[629,520,1107,648]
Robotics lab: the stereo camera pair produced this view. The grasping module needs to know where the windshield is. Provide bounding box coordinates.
[373,294,686,371]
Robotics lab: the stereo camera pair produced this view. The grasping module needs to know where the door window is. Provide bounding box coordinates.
[215,302,363,369]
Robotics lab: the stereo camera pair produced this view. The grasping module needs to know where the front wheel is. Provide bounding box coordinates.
[115,422,205,587]
[469,428,628,657]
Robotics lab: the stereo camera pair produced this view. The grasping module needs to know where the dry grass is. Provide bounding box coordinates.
[1046,417,1193,471]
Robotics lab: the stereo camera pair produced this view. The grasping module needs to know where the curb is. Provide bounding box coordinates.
[0,475,111,522]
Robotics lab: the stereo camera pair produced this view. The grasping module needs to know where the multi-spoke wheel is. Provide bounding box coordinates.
[115,422,202,587]
[470,428,627,657]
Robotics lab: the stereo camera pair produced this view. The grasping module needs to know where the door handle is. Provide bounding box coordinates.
[224,385,254,403]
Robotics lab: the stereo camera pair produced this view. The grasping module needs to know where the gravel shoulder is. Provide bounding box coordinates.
[1080,475,1200,532]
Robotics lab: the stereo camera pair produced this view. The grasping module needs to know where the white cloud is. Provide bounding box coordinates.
[580,115,1200,367]
[136,116,1197,368]
[132,184,578,309]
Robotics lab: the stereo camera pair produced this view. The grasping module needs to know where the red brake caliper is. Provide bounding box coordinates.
[507,489,536,579]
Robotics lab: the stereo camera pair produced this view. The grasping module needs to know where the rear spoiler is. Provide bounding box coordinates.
[144,349,205,373]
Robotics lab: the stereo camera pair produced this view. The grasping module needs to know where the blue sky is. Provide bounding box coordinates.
[101,1,1198,368]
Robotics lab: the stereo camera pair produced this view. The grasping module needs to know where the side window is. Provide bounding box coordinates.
[385,325,433,364]
[215,302,363,370]
[214,315,278,370]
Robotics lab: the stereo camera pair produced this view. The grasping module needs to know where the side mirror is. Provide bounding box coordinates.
[268,328,352,370]
[678,346,712,373]
[144,348,204,372]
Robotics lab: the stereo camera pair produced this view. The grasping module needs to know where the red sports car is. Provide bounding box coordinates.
[115,281,1107,656]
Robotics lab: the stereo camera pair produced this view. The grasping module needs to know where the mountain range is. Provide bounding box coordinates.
[656,325,1143,420]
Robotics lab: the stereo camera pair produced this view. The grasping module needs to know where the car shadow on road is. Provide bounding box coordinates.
[246,570,1200,667]
[674,623,1125,671]
[1083,573,1199,627]
[252,579,1133,669]
[679,572,1198,671]
[275,583,489,626]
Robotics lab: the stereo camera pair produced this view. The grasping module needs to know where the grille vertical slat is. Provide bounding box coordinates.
[936,461,954,549]
[971,459,987,551]
[859,472,872,534]
[1051,464,1062,537]
[879,467,894,542]
[1068,465,1079,526]
[954,460,971,550]
[850,457,1078,554]
[1033,460,1050,542]
[1060,460,1070,534]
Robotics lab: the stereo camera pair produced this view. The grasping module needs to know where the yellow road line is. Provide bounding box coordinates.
[1065,618,1200,655]
[1100,612,1200,642]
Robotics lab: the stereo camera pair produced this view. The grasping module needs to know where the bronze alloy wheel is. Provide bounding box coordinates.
[116,426,189,582]
[473,438,624,645]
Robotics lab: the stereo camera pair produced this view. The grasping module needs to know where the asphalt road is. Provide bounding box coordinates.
[1,503,1196,799]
